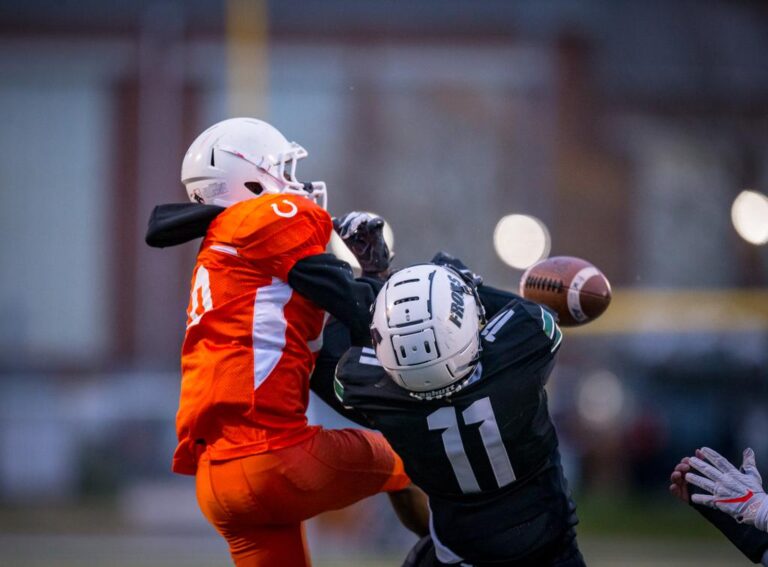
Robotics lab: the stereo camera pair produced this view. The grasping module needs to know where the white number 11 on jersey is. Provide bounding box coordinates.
[427,396,516,494]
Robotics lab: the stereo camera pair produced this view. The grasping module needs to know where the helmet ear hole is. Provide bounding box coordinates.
[245,182,264,196]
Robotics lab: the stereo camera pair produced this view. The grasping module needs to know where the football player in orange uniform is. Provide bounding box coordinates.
[146,118,427,566]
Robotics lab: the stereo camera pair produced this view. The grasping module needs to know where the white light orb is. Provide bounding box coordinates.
[329,213,394,270]
[493,214,551,269]
[732,190,768,245]
[577,371,625,427]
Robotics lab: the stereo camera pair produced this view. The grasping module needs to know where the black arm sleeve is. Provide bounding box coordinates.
[145,203,225,247]
[478,284,522,320]
[691,502,768,563]
[288,254,383,346]
[309,319,372,428]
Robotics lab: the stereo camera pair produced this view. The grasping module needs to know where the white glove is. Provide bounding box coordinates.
[686,447,768,532]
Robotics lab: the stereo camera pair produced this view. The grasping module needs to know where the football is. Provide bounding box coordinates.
[519,256,611,326]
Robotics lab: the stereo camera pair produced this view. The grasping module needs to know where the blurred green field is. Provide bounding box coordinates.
[0,537,748,567]
[0,494,754,566]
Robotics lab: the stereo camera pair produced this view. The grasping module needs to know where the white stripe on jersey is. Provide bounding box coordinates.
[428,505,467,564]
[359,346,381,366]
[360,354,381,366]
[307,312,330,353]
[210,244,239,257]
[252,278,293,390]
[481,308,515,343]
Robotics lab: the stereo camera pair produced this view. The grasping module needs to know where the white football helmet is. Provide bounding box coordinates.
[371,264,486,398]
[181,117,327,209]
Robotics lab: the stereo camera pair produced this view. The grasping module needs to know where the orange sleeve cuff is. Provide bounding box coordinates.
[381,452,412,492]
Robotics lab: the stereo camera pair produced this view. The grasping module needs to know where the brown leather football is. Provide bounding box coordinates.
[519,256,611,326]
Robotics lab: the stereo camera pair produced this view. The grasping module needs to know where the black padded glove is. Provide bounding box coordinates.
[431,251,483,287]
[333,212,392,277]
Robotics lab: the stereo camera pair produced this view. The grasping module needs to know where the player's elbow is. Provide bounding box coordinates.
[388,484,430,538]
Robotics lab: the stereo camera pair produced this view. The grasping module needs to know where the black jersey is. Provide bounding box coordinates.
[335,297,576,564]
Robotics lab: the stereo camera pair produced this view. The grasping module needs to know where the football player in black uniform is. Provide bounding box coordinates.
[294,209,582,566]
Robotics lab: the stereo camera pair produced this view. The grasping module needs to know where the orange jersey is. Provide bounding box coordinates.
[173,193,333,475]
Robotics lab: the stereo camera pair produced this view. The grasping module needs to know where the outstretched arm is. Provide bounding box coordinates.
[305,211,394,418]
[288,254,381,346]
[686,447,768,531]
[289,211,393,346]
[670,451,768,564]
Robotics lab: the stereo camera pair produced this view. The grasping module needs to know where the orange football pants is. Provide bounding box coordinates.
[195,428,411,567]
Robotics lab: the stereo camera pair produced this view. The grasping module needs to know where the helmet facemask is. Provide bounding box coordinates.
[216,142,327,209]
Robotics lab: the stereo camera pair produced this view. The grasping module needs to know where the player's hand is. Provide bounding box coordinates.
[667,452,743,506]
[431,251,483,287]
[669,457,692,503]
[333,212,392,277]
[686,447,768,531]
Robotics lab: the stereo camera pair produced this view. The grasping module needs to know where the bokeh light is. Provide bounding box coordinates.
[329,213,395,270]
[731,190,768,245]
[577,371,625,426]
[493,214,551,269]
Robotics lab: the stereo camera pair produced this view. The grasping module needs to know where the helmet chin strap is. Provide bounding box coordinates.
[405,363,483,401]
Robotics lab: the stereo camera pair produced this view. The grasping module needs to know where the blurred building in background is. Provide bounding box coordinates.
[0,1,767,565]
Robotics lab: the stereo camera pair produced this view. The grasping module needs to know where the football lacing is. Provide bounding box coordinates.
[525,275,563,293]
